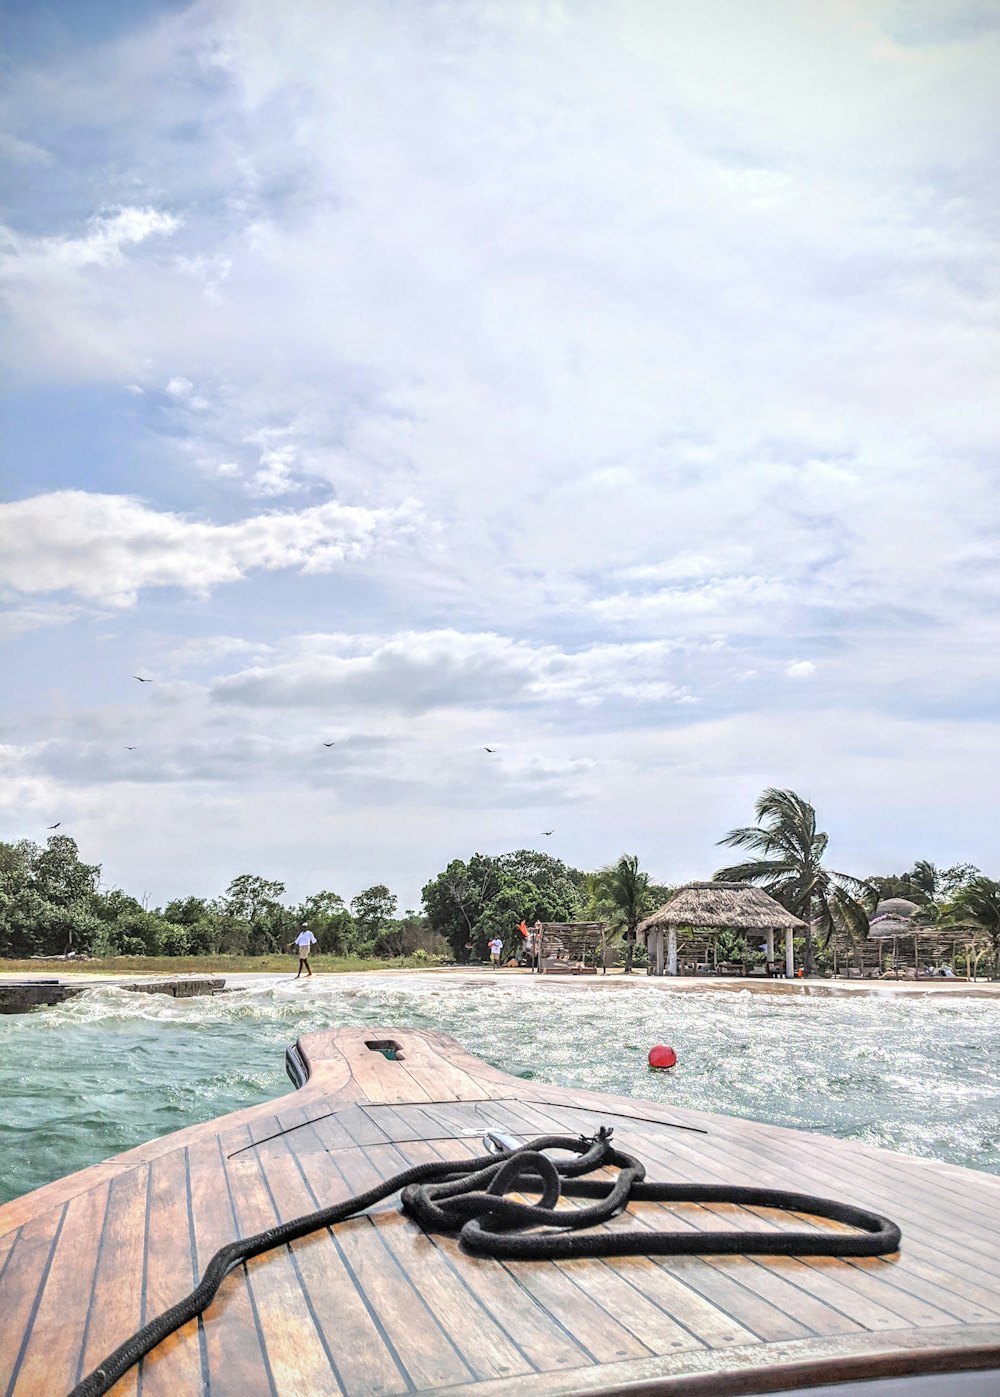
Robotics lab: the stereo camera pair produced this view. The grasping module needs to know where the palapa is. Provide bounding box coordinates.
[638,882,805,978]
[638,882,806,936]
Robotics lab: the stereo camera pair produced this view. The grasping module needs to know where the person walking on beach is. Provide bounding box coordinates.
[290,924,317,978]
[488,936,503,968]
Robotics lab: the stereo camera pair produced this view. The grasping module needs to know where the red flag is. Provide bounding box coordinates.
[519,920,528,937]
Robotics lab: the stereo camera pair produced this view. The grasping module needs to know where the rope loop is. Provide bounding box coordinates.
[69,1127,901,1397]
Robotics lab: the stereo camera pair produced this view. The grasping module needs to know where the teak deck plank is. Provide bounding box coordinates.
[186,1134,273,1397]
[225,1125,344,1397]
[138,1147,205,1397]
[300,1179,473,1388]
[4,1024,1000,1397]
[265,1143,410,1396]
[80,1167,147,1397]
[385,1136,596,1376]
[338,1143,535,1383]
[8,1185,107,1397]
[0,1204,68,1397]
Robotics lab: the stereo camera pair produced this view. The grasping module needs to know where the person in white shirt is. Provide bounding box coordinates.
[289,924,317,978]
[488,936,503,968]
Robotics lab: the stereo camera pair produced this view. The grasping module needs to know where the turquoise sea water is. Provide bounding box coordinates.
[2,976,998,1204]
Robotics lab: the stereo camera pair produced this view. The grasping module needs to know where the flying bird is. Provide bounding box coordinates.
[322,742,336,747]
[483,747,496,753]
[124,746,137,751]
[541,830,555,836]
[46,822,61,829]
[133,675,153,683]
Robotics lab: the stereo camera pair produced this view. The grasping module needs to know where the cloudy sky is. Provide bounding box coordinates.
[2,0,998,909]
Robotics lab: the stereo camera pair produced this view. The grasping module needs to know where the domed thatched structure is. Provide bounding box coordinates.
[638,882,805,976]
[868,897,921,941]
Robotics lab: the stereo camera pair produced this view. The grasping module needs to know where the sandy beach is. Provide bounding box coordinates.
[4,964,1000,999]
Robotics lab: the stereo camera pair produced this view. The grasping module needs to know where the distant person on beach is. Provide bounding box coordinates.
[488,936,503,968]
[289,924,317,978]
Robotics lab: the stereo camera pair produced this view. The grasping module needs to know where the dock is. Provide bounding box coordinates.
[0,976,227,1014]
[2,1026,999,1394]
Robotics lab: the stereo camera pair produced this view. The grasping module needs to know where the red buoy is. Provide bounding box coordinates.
[648,1044,677,1069]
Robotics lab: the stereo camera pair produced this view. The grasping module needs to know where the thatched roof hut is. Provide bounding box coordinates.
[638,883,806,976]
[874,898,921,918]
[638,882,806,937]
[868,897,925,942]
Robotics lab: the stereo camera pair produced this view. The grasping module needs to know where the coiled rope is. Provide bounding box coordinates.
[70,1128,900,1397]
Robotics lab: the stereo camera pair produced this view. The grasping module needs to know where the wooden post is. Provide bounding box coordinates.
[654,929,665,976]
[785,924,795,978]
[667,925,677,976]
[766,930,774,965]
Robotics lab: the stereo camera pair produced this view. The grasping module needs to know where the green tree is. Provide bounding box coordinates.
[162,896,210,926]
[373,910,436,960]
[590,854,655,974]
[422,850,585,961]
[0,836,102,957]
[222,874,287,954]
[33,835,101,909]
[297,891,354,955]
[93,889,165,955]
[938,863,982,898]
[223,875,285,924]
[715,788,868,977]
[421,855,501,958]
[350,885,398,953]
[945,878,1000,978]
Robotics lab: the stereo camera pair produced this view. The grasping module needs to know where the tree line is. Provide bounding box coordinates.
[3,787,999,973]
[0,838,415,961]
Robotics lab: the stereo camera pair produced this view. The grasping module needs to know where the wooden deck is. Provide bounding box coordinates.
[2,1027,1000,1396]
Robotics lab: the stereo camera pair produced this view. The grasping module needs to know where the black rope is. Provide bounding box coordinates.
[69,1128,900,1397]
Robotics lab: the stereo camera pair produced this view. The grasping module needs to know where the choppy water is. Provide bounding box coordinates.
[2,976,998,1203]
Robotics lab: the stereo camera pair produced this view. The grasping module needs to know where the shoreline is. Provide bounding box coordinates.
[3,964,1000,999]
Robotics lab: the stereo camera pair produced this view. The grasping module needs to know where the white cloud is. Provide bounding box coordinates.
[0,601,82,640]
[2,0,999,901]
[0,491,418,607]
[1,207,179,275]
[592,576,791,630]
[208,630,699,714]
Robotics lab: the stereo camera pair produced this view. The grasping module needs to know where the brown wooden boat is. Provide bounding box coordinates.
[2,1026,999,1395]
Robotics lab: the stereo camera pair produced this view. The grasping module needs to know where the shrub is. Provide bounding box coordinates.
[158,925,190,956]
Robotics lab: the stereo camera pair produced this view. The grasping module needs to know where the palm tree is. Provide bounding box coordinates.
[591,854,654,974]
[945,878,1000,979]
[714,788,868,976]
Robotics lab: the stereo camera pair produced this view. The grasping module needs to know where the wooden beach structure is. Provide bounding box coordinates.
[638,882,806,978]
[3,1025,1000,1396]
[831,899,981,980]
[536,921,609,974]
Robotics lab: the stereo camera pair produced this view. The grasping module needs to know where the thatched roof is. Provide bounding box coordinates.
[874,897,921,919]
[637,882,806,936]
[867,898,925,941]
[868,915,919,941]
